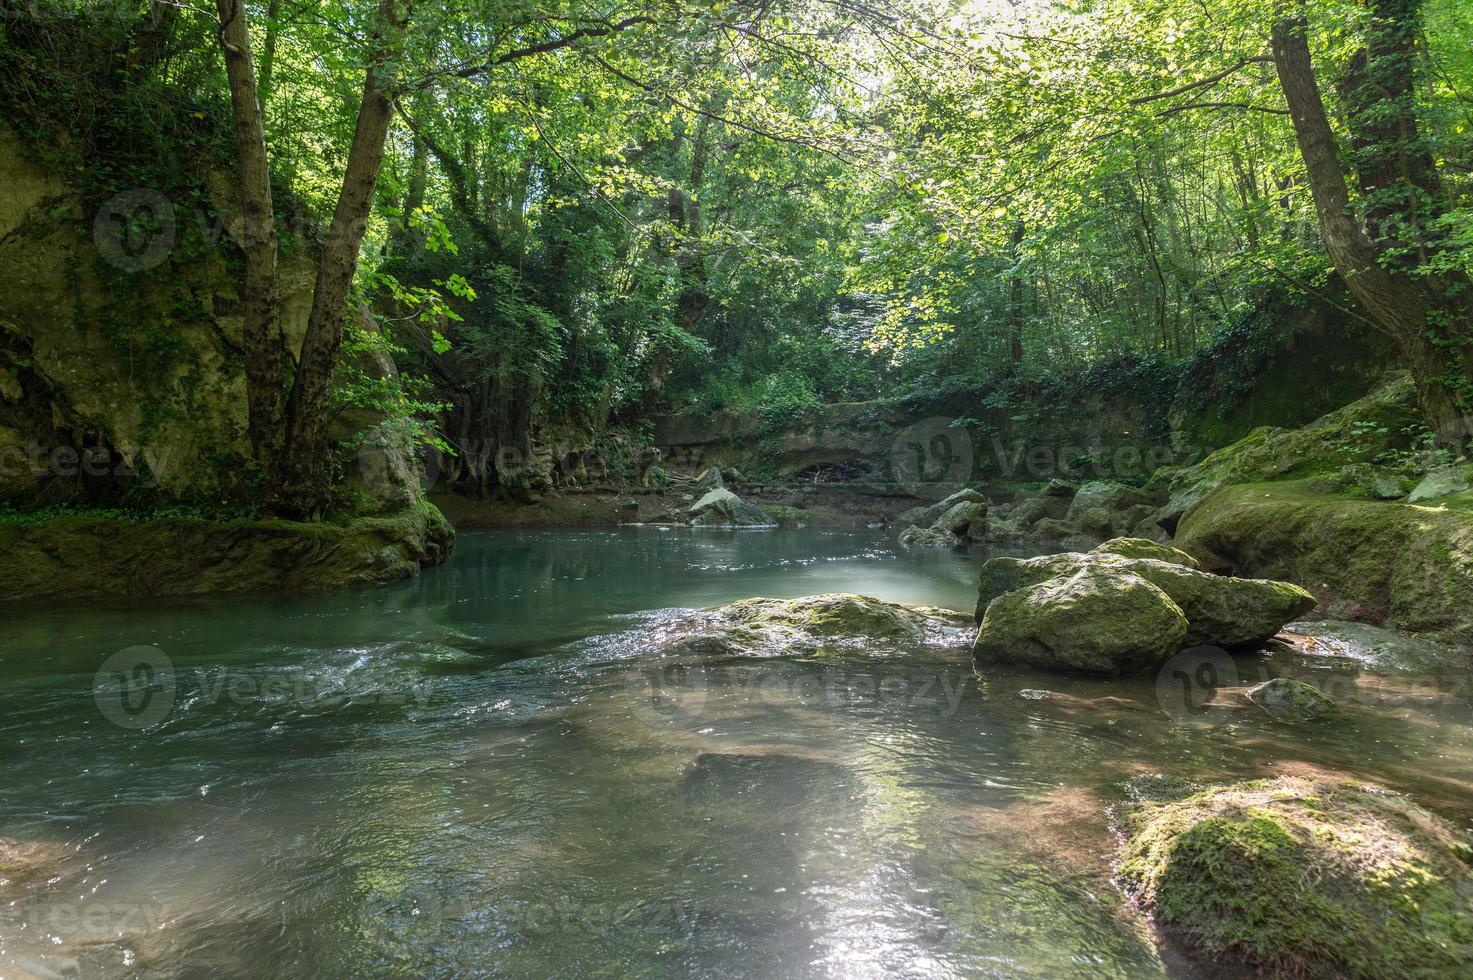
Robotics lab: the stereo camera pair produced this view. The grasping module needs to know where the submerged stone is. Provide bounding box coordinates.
[654,593,972,659]
[1115,776,1473,977]
[1280,619,1468,673]
[1245,677,1336,723]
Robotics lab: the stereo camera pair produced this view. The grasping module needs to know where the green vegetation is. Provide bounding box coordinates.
[3,0,1470,516]
[1116,777,1473,977]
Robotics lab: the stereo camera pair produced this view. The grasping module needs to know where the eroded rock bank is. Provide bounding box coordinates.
[0,501,453,600]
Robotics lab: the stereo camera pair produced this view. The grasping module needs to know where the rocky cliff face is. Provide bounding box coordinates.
[0,129,452,597]
[0,130,419,514]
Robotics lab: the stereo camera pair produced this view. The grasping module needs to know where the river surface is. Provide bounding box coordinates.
[3,527,1472,978]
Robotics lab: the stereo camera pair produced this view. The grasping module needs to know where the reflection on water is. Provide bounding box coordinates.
[1,527,1470,977]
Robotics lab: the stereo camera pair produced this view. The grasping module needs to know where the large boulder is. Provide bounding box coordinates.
[1115,776,1473,977]
[973,567,1189,675]
[897,524,957,548]
[648,593,973,659]
[1174,480,1473,646]
[976,552,1315,647]
[693,465,725,493]
[689,488,775,527]
[1067,481,1163,522]
[1010,493,1072,527]
[1158,375,1422,531]
[932,499,988,536]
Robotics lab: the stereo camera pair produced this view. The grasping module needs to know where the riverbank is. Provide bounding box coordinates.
[429,483,920,530]
[0,500,453,600]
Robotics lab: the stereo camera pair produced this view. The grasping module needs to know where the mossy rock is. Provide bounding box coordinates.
[0,500,453,600]
[1175,480,1473,646]
[973,567,1189,675]
[1245,677,1336,722]
[1160,376,1422,527]
[976,552,1315,648]
[1280,620,1466,673]
[658,593,972,659]
[1092,536,1200,568]
[1116,776,1473,978]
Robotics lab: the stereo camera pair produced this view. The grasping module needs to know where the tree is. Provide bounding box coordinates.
[212,0,660,514]
[1271,2,1473,447]
[216,0,410,516]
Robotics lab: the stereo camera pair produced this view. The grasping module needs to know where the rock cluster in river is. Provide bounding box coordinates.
[972,545,1315,675]
[898,480,1174,551]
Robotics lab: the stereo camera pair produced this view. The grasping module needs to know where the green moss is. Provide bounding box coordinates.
[1175,480,1473,645]
[1092,536,1200,568]
[725,594,925,644]
[0,501,453,600]
[657,593,968,659]
[1116,777,1473,978]
[976,552,1315,647]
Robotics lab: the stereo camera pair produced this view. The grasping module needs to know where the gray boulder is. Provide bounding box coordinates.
[976,552,1315,647]
[1067,481,1162,521]
[693,465,724,493]
[973,567,1189,675]
[1407,464,1473,503]
[903,488,988,530]
[933,499,988,536]
[689,488,775,527]
[1280,620,1467,673]
[897,525,957,548]
[1011,494,1072,527]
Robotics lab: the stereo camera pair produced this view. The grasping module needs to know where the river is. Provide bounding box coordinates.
[3,528,1471,977]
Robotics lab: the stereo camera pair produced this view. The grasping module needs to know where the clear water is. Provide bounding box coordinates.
[2,527,1471,978]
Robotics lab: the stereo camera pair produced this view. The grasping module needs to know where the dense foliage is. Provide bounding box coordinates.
[1,0,1469,504]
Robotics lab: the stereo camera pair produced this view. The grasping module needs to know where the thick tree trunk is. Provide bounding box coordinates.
[1271,13,1473,447]
[277,0,411,516]
[215,0,286,493]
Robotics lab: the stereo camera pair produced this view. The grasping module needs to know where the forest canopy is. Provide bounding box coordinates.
[1,0,1468,510]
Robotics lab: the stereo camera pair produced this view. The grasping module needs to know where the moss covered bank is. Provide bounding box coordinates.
[0,501,453,600]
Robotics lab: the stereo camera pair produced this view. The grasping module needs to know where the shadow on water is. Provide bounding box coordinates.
[2,527,1470,977]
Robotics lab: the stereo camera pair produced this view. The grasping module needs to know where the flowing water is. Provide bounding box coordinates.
[3,527,1472,978]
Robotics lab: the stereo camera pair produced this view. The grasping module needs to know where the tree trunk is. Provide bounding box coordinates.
[215,0,286,494]
[258,0,282,111]
[277,0,411,516]
[1271,13,1473,447]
